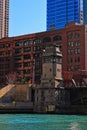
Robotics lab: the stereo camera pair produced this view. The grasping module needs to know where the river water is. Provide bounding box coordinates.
[0,114,87,130]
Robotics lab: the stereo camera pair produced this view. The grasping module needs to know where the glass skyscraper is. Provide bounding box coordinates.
[47,0,87,30]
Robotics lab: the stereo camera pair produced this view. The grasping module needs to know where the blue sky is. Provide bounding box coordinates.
[9,0,46,37]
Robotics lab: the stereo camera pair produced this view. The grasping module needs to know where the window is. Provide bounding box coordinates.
[15,63,22,68]
[75,65,80,70]
[68,32,80,39]
[16,71,22,75]
[56,58,62,63]
[68,49,74,55]
[68,42,71,47]
[24,54,31,60]
[75,48,80,54]
[35,69,41,73]
[0,58,4,62]
[53,35,62,41]
[0,44,5,49]
[75,49,78,54]
[33,46,41,51]
[77,57,80,62]
[68,57,73,63]
[23,70,30,74]
[0,51,5,55]
[5,50,10,55]
[75,57,80,62]
[33,53,40,58]
[71,42,74,47]
[43,37,51,43]
[0,72,3,76]
[67,42,74,47]
[6,43,10,48]
[15,55,22,61]
[67,33,73,39]
[24,40,31,46]
[35,61,40,66]
[75,41,80,46]
[74,33,80,38]
[24,47,31,52]
[67,66,73,71]
[33,38,41,44]
[15,42,22,46]
[5,57,10,61]
[15,49,22,54]
[24,62,30,67]
[77,49,80,54]
[0,65,4,69]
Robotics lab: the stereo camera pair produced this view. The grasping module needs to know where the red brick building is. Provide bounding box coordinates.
[0,23,87,84]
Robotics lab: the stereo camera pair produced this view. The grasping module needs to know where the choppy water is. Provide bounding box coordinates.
[0,114,87,130]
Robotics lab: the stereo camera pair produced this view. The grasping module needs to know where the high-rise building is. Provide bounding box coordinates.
[47,0,87,31]
[83,0,87,24]
[0,0,9,38]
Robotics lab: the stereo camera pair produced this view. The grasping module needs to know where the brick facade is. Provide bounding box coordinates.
[0,23,87,85]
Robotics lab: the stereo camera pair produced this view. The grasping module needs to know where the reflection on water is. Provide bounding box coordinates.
[69,122,81,130]
[0,114,87,130]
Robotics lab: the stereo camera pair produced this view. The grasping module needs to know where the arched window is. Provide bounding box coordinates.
[43,37,51,43]
[53,35,62,41]
[33,38,41,44]
[15,42,22,46]
[24,40,32,46]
